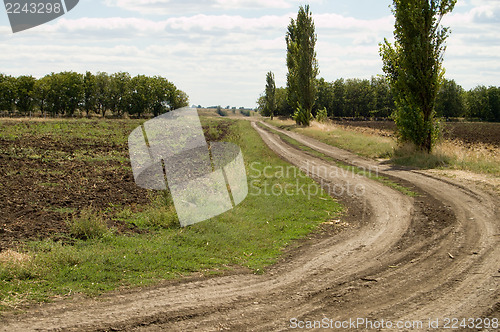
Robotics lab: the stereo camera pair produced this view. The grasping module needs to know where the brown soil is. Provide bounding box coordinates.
[0,120,233,251]
[1,121,498,331]
[0,134,150,251]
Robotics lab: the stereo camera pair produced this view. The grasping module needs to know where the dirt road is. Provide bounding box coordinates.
[1,121,498,331]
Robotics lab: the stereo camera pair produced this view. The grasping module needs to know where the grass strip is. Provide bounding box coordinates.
[257,122,419,197]
[264,119,395,159]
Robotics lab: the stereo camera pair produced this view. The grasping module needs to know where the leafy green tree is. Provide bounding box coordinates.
[256,94,265,114]
[258,87,292,117]
[344,78,373,118]
[316,78,334,117]
[332,78,346,117]
[465,86,489,120]
[109,72,131,117]
[263,71,276,119]
[34,75,51,116]
[435,79,465,118]
[2,71,188,118]
[127,75,152,118]
[380,0,457,152]
[168,87,189,110]
[371,76,395,118]
[14,75,36,115]
[95,72,111,117]
[275,87,293,116]
[286,4,319,126]
[0,74,16,114]
[487,86,500,122]
[44,73,63,116]
[43,72,83,116]
[83,71,97,117]
[150,76,170,117]
[60,71,84,116]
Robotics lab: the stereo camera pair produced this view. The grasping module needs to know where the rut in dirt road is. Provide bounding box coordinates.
[1,121,498,332]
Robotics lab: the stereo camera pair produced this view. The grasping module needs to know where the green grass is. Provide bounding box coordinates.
[0,119,140,168]
[67,208,112,240]
[265,119,395,159]
[0,118,143,144]
[0,118,342,311]
[258,122,419,197]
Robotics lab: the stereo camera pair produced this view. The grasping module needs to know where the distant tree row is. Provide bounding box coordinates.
[440,81,500,122]
[258,77,500,122]
[258,76,395,119]
[0,72,189,118]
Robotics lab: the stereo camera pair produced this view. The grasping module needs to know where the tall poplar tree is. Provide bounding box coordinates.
[380,0,456,152]
[286,5,319,126]
[264,71,276,120]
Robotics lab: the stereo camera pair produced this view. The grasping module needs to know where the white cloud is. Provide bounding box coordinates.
[214,0,292,9]
[103,0,304,15]
[315,13,393,31]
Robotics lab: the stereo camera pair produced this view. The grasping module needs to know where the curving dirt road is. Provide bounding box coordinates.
[1,121,498,331]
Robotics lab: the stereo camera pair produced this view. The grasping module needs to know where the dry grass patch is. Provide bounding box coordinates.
[0,250,31,265]
[436,140,499,175]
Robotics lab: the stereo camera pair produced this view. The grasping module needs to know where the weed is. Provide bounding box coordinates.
[126,191,179,229]
[216,106,228,117]
[67,208,110,240]
[315,108,328,123]
[240,110,251,117]
[391,143,451,169]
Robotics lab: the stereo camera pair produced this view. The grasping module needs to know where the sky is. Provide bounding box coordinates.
[1,0,499,108]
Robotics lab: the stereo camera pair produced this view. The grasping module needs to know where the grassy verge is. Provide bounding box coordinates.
[265,119,499,176]
[0,118,342,311]
[392,142,499,175]
[265,119,395,159]
[258,123,418,197]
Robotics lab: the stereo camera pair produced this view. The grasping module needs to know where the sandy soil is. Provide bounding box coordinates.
[0,121,498,331]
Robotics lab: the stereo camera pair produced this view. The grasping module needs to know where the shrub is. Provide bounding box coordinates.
[122,191,179,230]
[216,106,228,117]
[240,110,251,117]
[316,107,328,123]
[67,208,109,240]
[293,105,313,126]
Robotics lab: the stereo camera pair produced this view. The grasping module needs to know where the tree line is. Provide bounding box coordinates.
[0,71,189,118]
[259,76,500,122]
